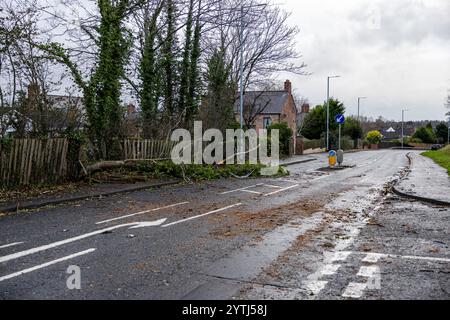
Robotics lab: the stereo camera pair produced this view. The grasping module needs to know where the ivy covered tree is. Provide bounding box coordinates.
[199,47,235,133]
[37,0,135,159]
[139,1,164,139]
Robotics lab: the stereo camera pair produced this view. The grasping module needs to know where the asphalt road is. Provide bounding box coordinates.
[0,149,448,299]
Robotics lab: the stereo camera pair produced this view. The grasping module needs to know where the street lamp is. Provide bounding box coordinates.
[326,75,341,150]
[401,109,408,149]
[357,97,367,122]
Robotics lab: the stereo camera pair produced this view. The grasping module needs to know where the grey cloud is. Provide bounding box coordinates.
[349,0,450,46]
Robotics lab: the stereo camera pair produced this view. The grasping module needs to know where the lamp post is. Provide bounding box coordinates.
[401,109,408,149]
[239,4,244,130]
[357,97,367,122]
[326,75,341,150]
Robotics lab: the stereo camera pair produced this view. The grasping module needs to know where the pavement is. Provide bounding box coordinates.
[0,149,448,300]
[0,180,180,213]
[395,152,450,205]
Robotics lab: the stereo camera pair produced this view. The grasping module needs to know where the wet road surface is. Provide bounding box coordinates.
[0,149,448,299]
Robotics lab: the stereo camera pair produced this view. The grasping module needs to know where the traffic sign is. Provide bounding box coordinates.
[335,114,345,124]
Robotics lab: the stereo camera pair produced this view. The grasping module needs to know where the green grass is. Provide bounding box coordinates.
[422,145,450,176]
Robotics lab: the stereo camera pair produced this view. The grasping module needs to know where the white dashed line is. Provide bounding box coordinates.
[357,265,380,277]
[0,249,96,282]
[0,242,24,249]
[320,264,341,275]
[162,203,242,228]
[0,222,137,264]
[342,282,367,298]
[219,184,263,195]
[263,184,299,197]
[96,201,188,224]
[304,280,328,295]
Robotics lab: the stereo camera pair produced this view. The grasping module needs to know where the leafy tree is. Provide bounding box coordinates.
[300,105,325,139]
[366,130,382,145]
[139,2,164,139]
[300,99,345,139]
[343,116,363,140]
[435,122,448,143]
[199,47,235,133]
[37,0,134,159]
[343,116,363,148]
[161,0,177,124]
[413,126,436,144]
[267,122,293,156]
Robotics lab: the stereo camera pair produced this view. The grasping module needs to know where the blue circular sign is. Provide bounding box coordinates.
[329,150,336,157]
[335,114,345,124]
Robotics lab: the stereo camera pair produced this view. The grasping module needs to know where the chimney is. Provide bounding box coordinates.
[284,80,292,94]
[127,103,136,115]
[301,103,310,114]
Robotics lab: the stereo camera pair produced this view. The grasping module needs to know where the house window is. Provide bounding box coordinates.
[263,117,272,129]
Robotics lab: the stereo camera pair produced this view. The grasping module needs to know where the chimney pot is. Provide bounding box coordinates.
[284,80,292,94]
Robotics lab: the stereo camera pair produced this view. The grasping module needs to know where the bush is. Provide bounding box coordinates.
[366,130,382,145]
[407,137,423,144]
[343,117,363,140]
[413,126,436,144]
[267,122,293,156]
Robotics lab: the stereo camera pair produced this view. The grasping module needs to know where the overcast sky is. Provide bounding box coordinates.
[278,0,450,121]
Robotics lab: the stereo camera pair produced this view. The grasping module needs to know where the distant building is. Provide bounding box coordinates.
[234,80,297,143]
[296,102,310,131]
[381,127,397,140]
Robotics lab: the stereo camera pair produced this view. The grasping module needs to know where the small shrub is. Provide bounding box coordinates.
[366,130,382,145]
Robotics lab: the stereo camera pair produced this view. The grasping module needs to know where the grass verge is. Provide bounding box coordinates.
[422,145,450,176]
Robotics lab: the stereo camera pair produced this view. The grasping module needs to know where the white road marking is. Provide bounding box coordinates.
[0,242,23,249]
[402,255,450,263]
[355,251,450,263]
[96,202,188,224]
[326,251,352,262]
[241,189,263,195]
[362,253,385,263]
[262,184,283,189]
[320,264,341,275]
[264,184,299,197]
[304,280,328,295]
[219,184,263,195]
[357,265,380,277]
[342,282,367,298]
[162,203,242,228]
[128,218,168,229]
[0,248,96,282]
[0,220,160,264]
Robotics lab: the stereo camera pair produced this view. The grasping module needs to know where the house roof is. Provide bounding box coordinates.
[47,95,83,109]
[234,91,289,115]
[385,127,396,133]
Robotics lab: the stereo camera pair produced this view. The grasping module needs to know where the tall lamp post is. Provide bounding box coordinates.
[326,75,341,150]
[357,97,367,122]
[401,109,408,149]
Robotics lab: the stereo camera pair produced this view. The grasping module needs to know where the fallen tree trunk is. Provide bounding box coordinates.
[82,159,170,175]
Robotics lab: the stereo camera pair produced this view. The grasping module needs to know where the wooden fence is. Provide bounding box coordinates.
[0,138,178,187]
[123,139,177,160]
[0,138,69,187]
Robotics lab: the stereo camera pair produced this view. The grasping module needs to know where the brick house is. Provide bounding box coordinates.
[296,102,310,131]
[234,80,298,144]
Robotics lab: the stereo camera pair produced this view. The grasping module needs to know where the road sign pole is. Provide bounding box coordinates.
[339,123,341,150]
